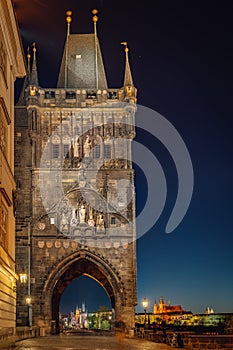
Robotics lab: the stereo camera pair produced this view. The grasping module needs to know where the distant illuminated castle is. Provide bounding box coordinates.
[153,296,183,315]
[75,302,87,327]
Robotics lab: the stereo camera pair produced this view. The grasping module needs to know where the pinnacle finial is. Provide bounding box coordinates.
[121,41,129,53]
[66,10,72,35]
[66,10,72,23]
[30,42,39,87]
[27,46,31,59]
[92,9,98,36]
[32,42,36,56]
[27,46,31,72]
[92,9,98,23]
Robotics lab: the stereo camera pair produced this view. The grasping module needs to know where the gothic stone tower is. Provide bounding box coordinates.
[15,11,137,333]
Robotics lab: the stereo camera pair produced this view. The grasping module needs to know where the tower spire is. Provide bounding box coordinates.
[92,9,99,89]
[16,47,31,105]
[66,10,72,36]
[30,42,39,87]
[27,46,31,74]
[65,10,72,88]
[121,41,134,87]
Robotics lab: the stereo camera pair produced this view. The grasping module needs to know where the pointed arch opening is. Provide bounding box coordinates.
[42,250,125,333]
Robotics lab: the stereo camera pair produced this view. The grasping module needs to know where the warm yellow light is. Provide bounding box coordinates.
[26,296,32,305]
[19,273,27,284]
[30,86,37,96]
[92,9,98,23]
[66,10,72,24]
[142,297,148,310]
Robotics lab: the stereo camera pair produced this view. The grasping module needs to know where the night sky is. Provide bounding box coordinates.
[13,0,233,315]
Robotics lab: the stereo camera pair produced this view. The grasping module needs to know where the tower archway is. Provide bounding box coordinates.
[41,250,125,333]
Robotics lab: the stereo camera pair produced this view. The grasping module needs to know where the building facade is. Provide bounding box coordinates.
[15,11,137,333]
[153,296,183,315]
[0,0,25,337]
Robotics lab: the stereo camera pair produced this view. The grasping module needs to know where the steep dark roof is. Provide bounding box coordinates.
[57,33,108,89]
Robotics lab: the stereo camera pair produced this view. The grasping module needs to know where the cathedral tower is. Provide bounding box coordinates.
[15,10,137,333]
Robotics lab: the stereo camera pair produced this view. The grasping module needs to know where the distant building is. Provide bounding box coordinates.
[154,296,183,315]
[205,307,214,314]
[135,296,192,325]
[75,302,88,328]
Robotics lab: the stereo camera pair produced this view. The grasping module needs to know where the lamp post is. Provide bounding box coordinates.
[19,272,27,284]
[27,221,32,327]
[142,297,148,328]
[19,222,32,327]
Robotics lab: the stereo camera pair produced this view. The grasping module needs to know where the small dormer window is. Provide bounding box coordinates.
[76,54,82,59]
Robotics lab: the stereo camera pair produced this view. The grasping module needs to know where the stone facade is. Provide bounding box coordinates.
[0,0,26,339]
[15,19,137,332]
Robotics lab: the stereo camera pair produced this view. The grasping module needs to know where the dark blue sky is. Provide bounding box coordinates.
[14,0,233,314]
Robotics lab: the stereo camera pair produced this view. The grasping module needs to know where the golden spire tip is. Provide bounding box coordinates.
[32,42,36,53]
[66,10,72,24]
[121,41,129,52]
[92,8,98,23]
[27,46,31,59]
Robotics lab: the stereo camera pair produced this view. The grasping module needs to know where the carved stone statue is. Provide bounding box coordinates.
[79,204,86,223]
[60,212,69,232]
[88,207,95,227]
[74,138,80,158]
[83,135,91,157]
[96,213,104,230]
[70,208,78,227]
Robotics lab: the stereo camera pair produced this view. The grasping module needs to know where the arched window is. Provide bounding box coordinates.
[104,144,111,159]
[52,144,59,159]
[93,144,100,159]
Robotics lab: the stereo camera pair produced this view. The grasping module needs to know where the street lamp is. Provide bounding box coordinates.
[19,272,27,284]
[26,295,32,327]
[142,297,148,328]
[25,295,32,305]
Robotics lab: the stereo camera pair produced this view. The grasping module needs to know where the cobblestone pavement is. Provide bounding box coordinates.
[14,334,172,350]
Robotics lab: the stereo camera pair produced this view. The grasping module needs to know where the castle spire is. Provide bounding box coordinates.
[121,41,134,87]
[30,42,39,87]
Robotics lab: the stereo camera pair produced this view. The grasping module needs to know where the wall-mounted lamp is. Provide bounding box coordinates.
[25,296,32,305]
[19,272,28,284]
